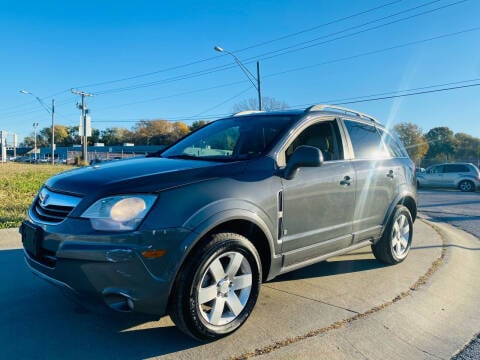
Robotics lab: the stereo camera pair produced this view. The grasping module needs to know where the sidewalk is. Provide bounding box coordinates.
[254,220,480,360]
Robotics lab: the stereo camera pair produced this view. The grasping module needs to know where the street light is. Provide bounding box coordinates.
[32,122,39,161]
[20,90,55,165]
[214,45,262,111]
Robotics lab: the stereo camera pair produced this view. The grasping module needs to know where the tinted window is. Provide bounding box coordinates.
[444,164,470,173]
[429,165,444,174]
[344,120,389,159]
[380,130,408,158]
[285,120,343,162]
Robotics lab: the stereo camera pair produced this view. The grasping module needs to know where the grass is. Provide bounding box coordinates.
[0,163,73,229]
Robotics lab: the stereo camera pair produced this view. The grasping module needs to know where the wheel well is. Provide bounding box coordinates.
[203,220,272,282]
[398,196,417,221]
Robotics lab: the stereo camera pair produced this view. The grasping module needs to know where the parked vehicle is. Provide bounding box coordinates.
[20,104,417,341]
[417,162,480,192]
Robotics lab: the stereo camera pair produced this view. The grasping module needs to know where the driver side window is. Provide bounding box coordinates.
[285,120,342,163]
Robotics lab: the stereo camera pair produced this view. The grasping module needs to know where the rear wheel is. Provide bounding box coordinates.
[372,205,413,265]
[169,233,261,341]
[459,180,475,192]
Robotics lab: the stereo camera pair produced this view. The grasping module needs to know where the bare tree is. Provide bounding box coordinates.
[233,97,288,113]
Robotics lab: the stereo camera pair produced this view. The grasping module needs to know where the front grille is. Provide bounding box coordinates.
[30,188,82,224]
[34,201,74,223]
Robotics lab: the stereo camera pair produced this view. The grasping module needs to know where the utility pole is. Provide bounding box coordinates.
[33,123,38,161]
[51,99,55,165]
[13,133,17,159]
[71,89,94,163]
[257,61,262,111]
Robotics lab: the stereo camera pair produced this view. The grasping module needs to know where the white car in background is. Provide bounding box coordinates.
[417,162,480,192]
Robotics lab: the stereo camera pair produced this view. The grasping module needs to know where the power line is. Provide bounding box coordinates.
[81,26,480,113]
[89,0,468,96]
[71,0,405,90]
[3,0,467,117]
[88,79,480,125]
[7,24,478,132]
[244,0,468,62]
[263,27,480,79]
[194,88,252,117]
[289,81,480,109]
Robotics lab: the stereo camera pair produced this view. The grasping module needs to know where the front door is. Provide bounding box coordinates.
[279,119,355,267]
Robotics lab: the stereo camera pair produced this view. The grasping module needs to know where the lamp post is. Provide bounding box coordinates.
[20,90,55,164]
[32,122,39,161]
[214,45,262,111]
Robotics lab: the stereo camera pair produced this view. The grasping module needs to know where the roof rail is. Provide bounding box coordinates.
[232,110,264,117]
[305,104,379,123]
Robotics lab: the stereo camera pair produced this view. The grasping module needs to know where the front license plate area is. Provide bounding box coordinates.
[21,221,44,257]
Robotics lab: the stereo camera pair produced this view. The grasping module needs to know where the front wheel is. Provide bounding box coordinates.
[372,205,413,265]
[169,233,261,341]
[459,180,475,192]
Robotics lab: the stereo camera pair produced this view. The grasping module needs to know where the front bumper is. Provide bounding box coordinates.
[21,220,193,316]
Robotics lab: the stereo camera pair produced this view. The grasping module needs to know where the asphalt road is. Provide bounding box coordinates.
[418,189,480,360]
[418,189,480,238]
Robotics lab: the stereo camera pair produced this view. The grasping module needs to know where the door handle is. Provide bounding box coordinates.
[340,176,352,186]
[386,170,395,179]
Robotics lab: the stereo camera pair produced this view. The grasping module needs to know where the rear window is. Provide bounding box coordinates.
[344,120,389,159]
[444,164,470,173]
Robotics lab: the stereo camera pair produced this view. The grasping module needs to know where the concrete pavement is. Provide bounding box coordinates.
[0,219,478,359]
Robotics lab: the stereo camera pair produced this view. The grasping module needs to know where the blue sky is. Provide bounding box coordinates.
[1,0,480,144]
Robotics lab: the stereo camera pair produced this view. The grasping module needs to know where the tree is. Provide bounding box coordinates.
[170,121,190,143]
[132,119,190,145]
[100,127,132,145]
[393,123,429,165]
[23,128,49,147]
[232,97,288,113]
[40,125,72,147]
[425,127,457,164]
[454,133,480,163]
[189,120,208,132]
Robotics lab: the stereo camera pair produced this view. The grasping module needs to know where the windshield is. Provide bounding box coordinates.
[160,115,298,161]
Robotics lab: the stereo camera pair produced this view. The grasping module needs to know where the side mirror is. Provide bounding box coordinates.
[284,145,323,180]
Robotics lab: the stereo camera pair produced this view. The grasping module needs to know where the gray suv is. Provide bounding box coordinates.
[21,104,417,341]
[417,162,480,192]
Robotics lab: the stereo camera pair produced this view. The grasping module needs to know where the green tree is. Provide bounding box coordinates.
[40,125,71,147]
[425,127,457,164]
[454,133,480,163]
[100,127,132,145]
[393,123,429,165]
[23,128,49,147]
[189,120,208,132]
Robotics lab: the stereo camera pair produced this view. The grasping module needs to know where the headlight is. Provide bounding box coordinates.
[82,195,157,231]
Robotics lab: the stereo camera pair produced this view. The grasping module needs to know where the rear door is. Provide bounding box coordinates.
[424,165,445,186]
[342,119,400,243]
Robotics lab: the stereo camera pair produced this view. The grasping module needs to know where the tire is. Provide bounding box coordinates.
[459,180,474,192]
[372,205,413,265]
[169,232,261,341]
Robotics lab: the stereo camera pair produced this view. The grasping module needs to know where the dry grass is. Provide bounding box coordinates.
[0,163,73,229]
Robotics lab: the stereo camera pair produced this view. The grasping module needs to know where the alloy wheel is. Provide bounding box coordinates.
[197,251,253,326]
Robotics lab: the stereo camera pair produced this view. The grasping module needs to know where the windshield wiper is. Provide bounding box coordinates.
[165,154,240,162]
[165,154,208,160]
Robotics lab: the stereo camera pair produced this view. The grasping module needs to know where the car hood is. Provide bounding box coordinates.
[45,157,247,197]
